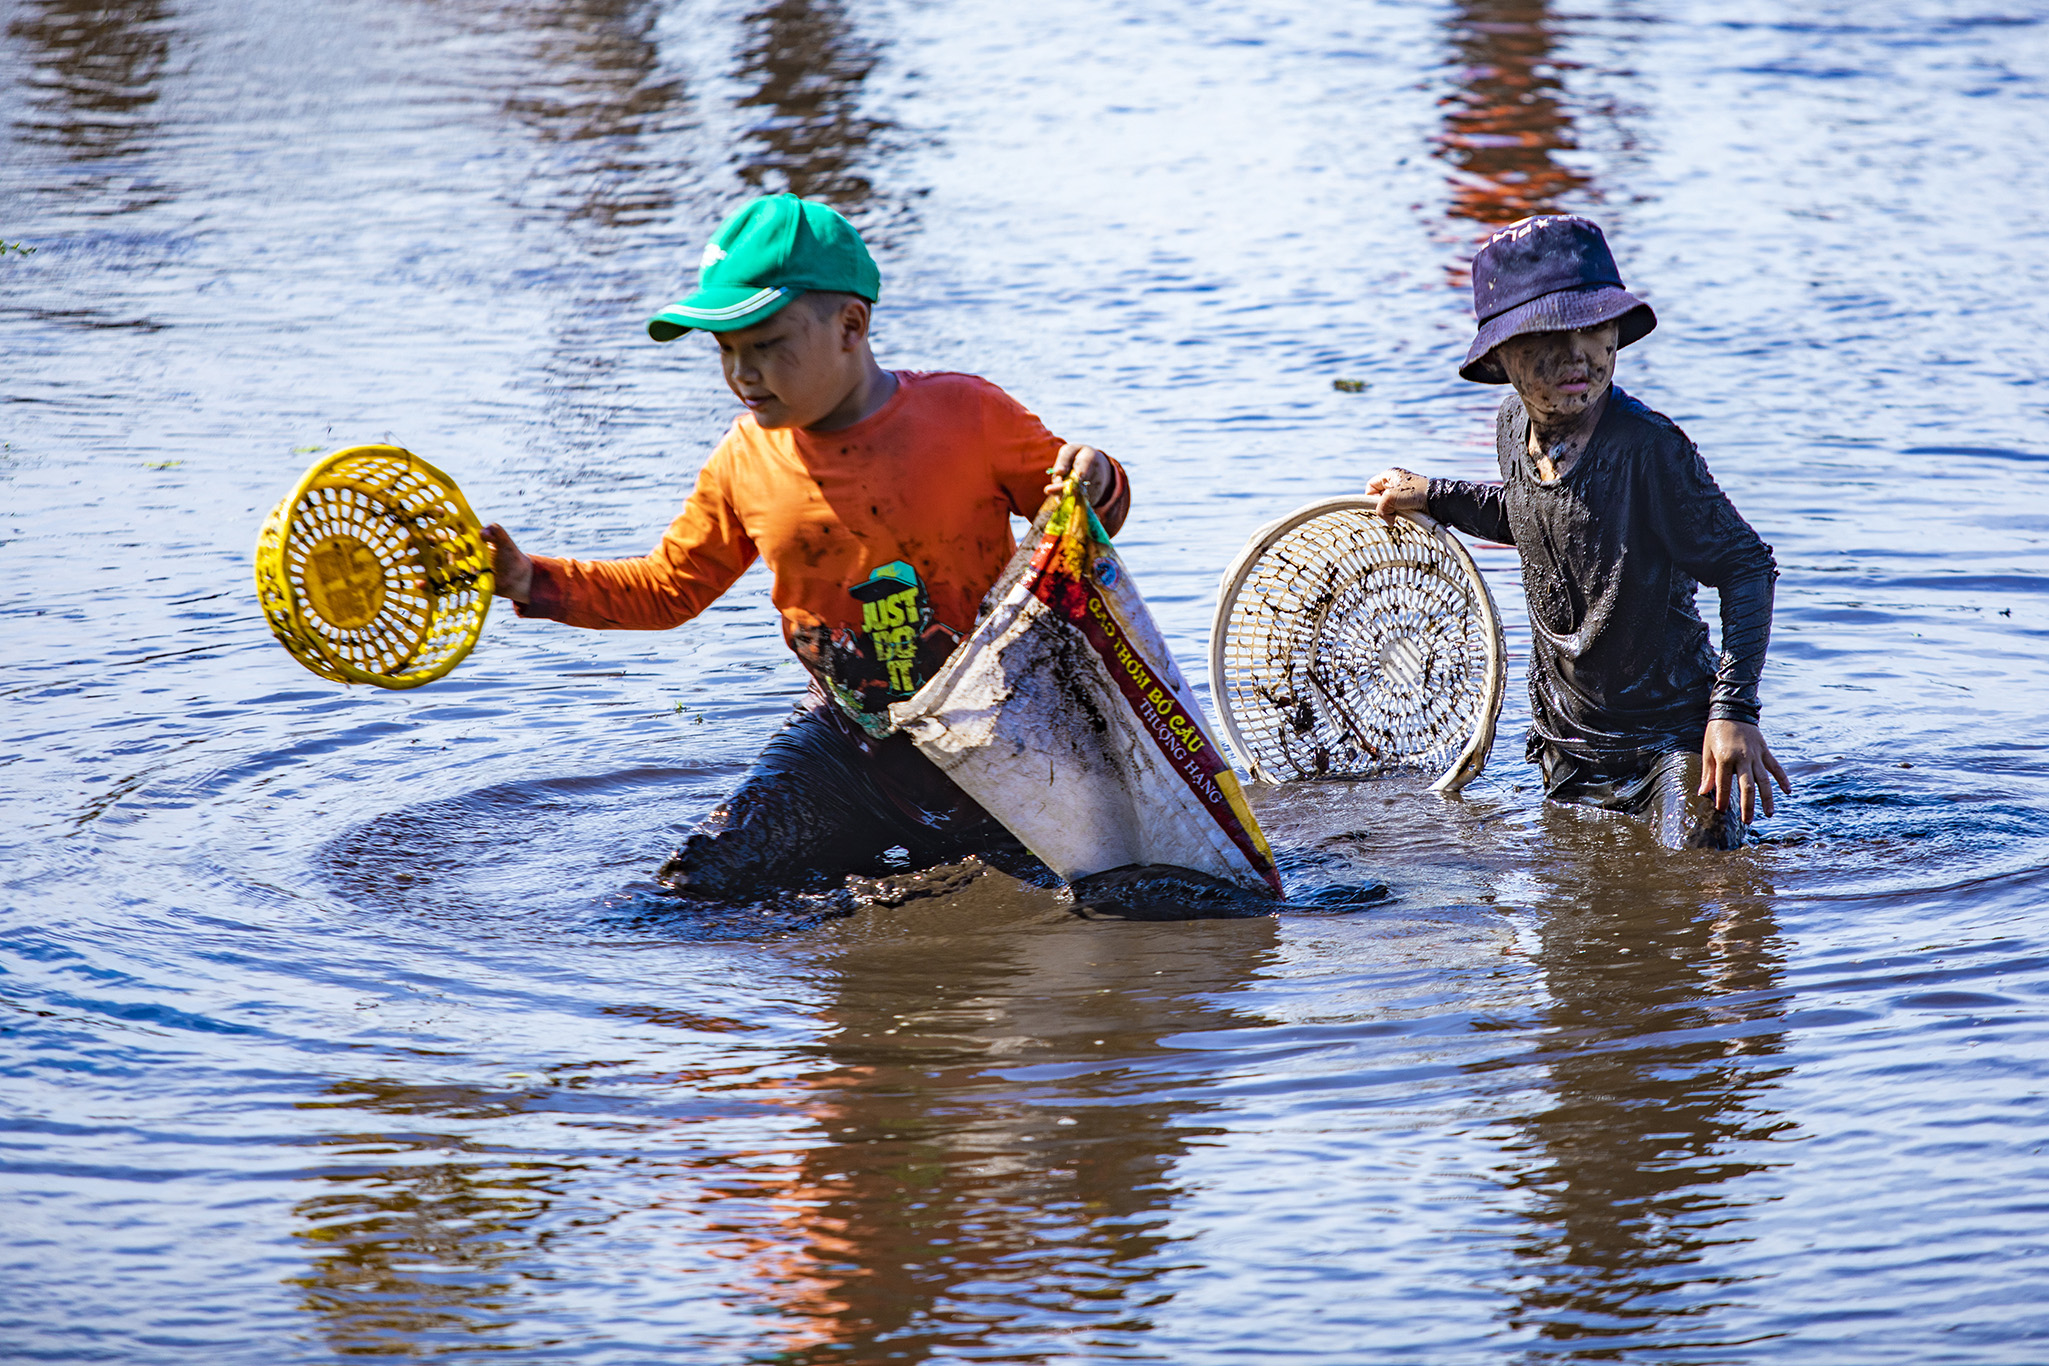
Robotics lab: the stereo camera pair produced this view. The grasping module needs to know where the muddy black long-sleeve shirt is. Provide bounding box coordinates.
[1426,387,1777,775]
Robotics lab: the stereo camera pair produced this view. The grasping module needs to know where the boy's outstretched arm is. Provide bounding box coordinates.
[476,449,758,631]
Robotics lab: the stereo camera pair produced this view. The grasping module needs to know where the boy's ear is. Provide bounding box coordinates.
[837,297,872,347]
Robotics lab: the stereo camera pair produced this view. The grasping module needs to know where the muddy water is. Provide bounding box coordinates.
[4,0,2048,1360]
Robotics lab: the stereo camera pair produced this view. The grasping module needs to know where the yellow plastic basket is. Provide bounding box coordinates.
[253,445,493,689]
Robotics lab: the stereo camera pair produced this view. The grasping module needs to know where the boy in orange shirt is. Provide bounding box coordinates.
[484,194,1130,899]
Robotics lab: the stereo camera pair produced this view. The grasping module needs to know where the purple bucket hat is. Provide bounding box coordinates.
[1461,216,1656,384]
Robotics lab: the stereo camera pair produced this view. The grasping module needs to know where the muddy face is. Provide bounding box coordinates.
[711,295,872,430]
[1495,320,1620,429]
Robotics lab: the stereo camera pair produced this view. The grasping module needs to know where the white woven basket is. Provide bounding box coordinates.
[1209,498,1506,792]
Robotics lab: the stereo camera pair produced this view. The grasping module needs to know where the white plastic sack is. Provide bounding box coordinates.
[890,485,1282,896]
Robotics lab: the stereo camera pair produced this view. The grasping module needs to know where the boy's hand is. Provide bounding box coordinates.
[1699,719,1792,823]
[1045,443,1112,506]
[1365,467,1429,520]
[483,523,533,603]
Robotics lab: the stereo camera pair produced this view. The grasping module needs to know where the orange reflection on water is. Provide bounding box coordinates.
[701,901,1279,1363]
[708,1082,870,1359]
[1436,0,1592,230]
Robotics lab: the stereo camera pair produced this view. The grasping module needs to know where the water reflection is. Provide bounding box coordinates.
[734,0,898,223]
[6,0,178,209]
[1491,828,1793,1359]
[742,885,1275,1361]
[284,880,1273,1358]
[1435,0,1590,226]
[287,1082,562,1356]
[499,0,690,231]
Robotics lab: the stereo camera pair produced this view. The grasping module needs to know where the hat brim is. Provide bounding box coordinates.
[1460,285,1656,384]
[646,284,798,342]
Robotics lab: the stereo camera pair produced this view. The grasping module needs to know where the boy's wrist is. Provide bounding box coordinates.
[512,556,568,621]
[1090,457,1123,508]
[499,557,534,603]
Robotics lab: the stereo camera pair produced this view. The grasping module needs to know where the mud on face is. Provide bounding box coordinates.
[1495,319,1620,428]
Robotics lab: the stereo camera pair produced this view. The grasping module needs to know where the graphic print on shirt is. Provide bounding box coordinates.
[791,559,963,734]
[850,559,936,690]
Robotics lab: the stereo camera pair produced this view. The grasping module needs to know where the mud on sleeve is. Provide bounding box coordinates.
[1425,478,1514,545]
[1645,434,1779,725]
[516,446,758,631]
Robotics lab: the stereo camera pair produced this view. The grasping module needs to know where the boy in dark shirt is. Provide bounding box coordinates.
[1367,216,1790,848]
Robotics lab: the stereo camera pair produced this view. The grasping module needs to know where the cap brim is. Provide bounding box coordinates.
[645,284,797,342]
[1460,286,1656,384]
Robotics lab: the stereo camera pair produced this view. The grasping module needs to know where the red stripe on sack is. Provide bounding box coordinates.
[1029,559,1283,895]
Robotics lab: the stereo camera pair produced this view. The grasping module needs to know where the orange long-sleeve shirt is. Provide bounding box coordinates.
[518,371,1129,721]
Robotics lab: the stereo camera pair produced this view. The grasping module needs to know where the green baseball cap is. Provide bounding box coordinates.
[646,194,881,341]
